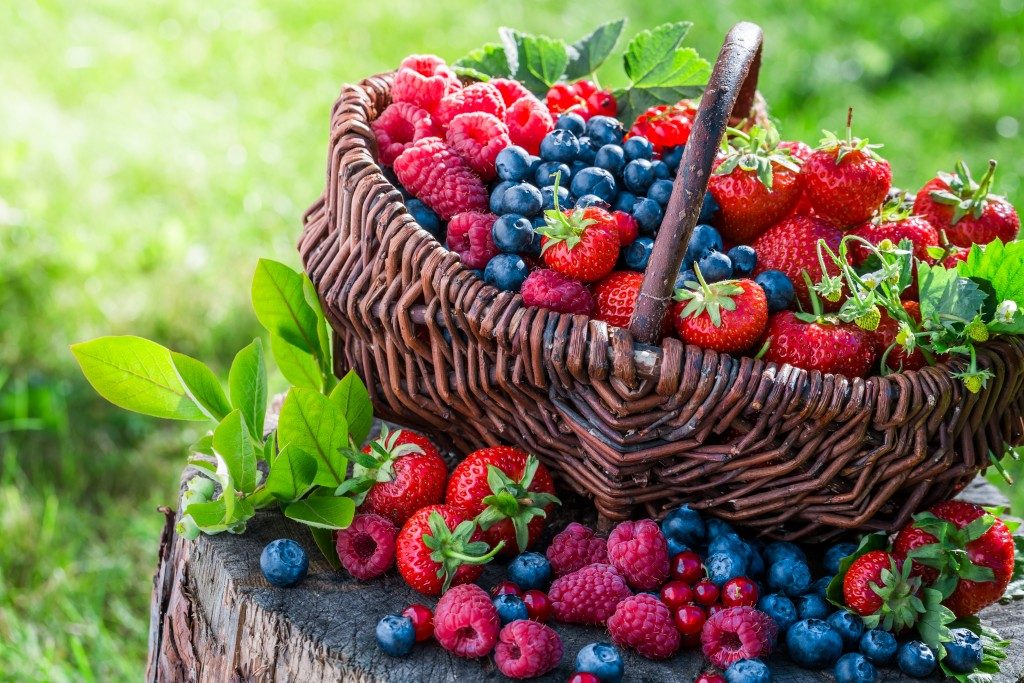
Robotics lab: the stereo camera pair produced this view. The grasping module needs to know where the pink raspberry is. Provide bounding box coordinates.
[334,513,397,580]
[546,522,608,575]
[393,137,488,220]
[371,102,438,166]
[548,563,632,625]
[607,594,681,660]
[446,112,511,181]
[505,96,553,155]
[446,211,499,269]
[494,620,563,679]
[700,606,778,669]
[436,82,506,128]
[490,78,533,107]
[433,583,500,658]
[392,55,460,113]
[607,519,670,591]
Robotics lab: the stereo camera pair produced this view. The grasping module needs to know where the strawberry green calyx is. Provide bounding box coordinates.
[474,455,561,553]
[817,107,884,164]
[906,510,998,597]
[339,426,424,503]
[537,172,595,253]
[928,159,999,225]
[423,511,503,593]
[863,557,928,633]
[714,123,801,190]
[673,264,747,328]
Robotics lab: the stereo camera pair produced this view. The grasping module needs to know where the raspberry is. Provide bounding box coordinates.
[371,103,438,166]
[607,519,670,591]
[520,269,595,316]
[446,112,511,181]
[700,606,778,669]
[607,594,681,660]
[446,211,499,269]
[436,82,506,128]
[546,522,608,575]
[393,137,489,220]
[494,620,563,678]
[334,513,397,580]
[433,583,501,658]
[505,96,554,155]
[491,78,532,107]
[392,55,460,113]
[548,563,632,625]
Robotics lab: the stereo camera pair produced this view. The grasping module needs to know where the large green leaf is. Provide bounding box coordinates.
[277,388,348,486]
[284,496,355,530]
[251,259,320,354]
[71,336,206,421]
[212,410,257,493]
[265,444,317,502]
[917,262,987,324]
[565,19,626,80]
[228,339,267,440]
[170,351,231,421]
[270,333,321,391]
[330,370,373,446]
[616,22,710,124]
[499,28,570,97]
[301,275,332,372]
[453,42,510,81]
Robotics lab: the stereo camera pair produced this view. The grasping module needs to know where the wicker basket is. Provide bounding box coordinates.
[299,22,1024,541]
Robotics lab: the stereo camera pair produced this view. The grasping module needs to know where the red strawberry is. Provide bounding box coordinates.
[752,215,847,310]
[849,200,940,266]
[593,271,643,330]
[913,160,1020,248]
[802,114,892,227]
[445,447,559,555]
[538,204,620,282]
[671,273,768,354]
[628,101,698,151]
[892,501,1015,618]
[843,550,925,632]
[395,504,499,595]
[764,310,877,377]
[778,140,813,163]
[349,427,447,526]
[708,124,804,244]
[870,301,927,372]
[942,244,970,268]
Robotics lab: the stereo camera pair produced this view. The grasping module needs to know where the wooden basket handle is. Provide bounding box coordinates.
[628,22,763,344]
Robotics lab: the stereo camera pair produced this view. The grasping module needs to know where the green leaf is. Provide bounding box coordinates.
[270,333,322,391]
[826,532,890,607]
[212,410,257,493]
[170,352,231,421]
[228,339,267,440]
[251,259,321,354]
[499,28,570,97]
[189,433,214,457]
[285,496,355,530]
[453,43,509,80]
[71,336,207,421]
[183,499,228,528]
[565,19,626,80]
[917,262,987,324]
[916,587,956,651]
[265,444,317,502]
[330,370,373,446]
[960,239,1024,305]
[310,526,342,570]
[277,387,348,486]
[301,275,333,374]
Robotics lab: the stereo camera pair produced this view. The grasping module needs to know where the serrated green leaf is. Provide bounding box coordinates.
[329,370,373,447]
[499,28,569,97]
[616,22,709,125]
[252,259,321,354]
[917,262,987,324]
[71,336,207,421]
[453,42,509,80]
[309,526,342,570]
[565,19,626,80]
[213,410,257,493]
[960,239,1024,305]
[170,352,231,422]
[270,333,322,391]
[265,444,317,502]
[916,587,956,650]
[285,496,355,530]
[228,339,267,441]
[277,387,348,486]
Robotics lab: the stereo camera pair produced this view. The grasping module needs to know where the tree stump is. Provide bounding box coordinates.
[147,472,1023,682]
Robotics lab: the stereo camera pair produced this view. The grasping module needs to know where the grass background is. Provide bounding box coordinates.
[1,0,1022,678]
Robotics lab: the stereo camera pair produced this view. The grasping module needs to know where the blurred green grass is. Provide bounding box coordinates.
[1,0,1022,678]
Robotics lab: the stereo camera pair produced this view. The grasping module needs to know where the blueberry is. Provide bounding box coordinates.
[697,251,733,283]
[585,115,625,147]
[375,614,415,656]
[612,191,636,213]
[823,542,859,575]
[683,224,724,266]
[535,161,570,188]
[623,159,655,193]
[259,539,308,587]
[594,144,626,176]
[503,182,543,217]
[747,547,766,578]
[786,619,844,669]
[490,180,514,214]
[632,197,664,235]
[577,136,597,164]
[708,532,747,557]
[826,610,865,650]
[492,594,529,625]
[469,268,484,279]
[660,505,706,548]
[795,593,832,620]
[897,641,937,678]
[666,536,689,557]
[768,558,812,597]
[541,185,569,211]
[540,129,580,163]
[810,576,834,597]
[484,254,529,292]
[492,214,535,253]
[406,198,444,240]
[650,160,671,179]
[707,551,748,587]
[834,653,876,683]
[705,517,735,540]
[944,628,983,673]
[663,145,684,171]
[675,268,697,291]
[555,112,586,137]
[623,135,654,161]
[525,229,543,256]
[727,245,757,276]
[764,541,807,566]
[571,159,588,179]
[495,145,533,182]
[755,270,796,313]
[575,642,624,683]
[576,194,610,209]
[646,179,674,206]
[724,659,771,683]
[757,594,798,632]
[858,628,898,666]
[624,236,655,271]
[528,155,542,175]
[699,192,720,222]
[570,167,616,203]
[508,552,552,590]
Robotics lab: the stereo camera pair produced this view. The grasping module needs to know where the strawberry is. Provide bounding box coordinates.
[892,501,1015,618]
[446,447,559,555]
[778,140,813,163]
[849,198,940,266]
[708,124,804,244]
[870,301,927,373]
[752,215,847,310]
[913,160,1020,248]
[842,550,926,632]
[538,198,620,282]
[802,112,892,227]
[343,427,448,526]
[593,271,643,330]
[396,504,500,595]
[629,101,698,151]
[671,270,768,354]
[764,310,877,377]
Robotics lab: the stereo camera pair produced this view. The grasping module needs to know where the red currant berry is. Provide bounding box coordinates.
[545,83,587,115]
[401,604,434,642]
[695,673,726,683]
[572,79,599,98]
[586,90,617,117]
[522,589,552,622]
[568,673,602,683]
[674,604,707,637]
[692,580,720,606]
[721,576,759,607]
[670,551,704,584]
[659,581,695,610]
[490,580,523,598]
[611,210,639,246]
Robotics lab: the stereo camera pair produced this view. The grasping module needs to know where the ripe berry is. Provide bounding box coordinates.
[834,652,877,683]
[608,594,681,659]
[595,144,626,175]
[260,539,308,588]
[549,564,632,625]
[568,674,602,683]
[674,604,707,636]
[446,111,511,180]
[394,137,489,219]
[611,210,639,245]
[492,593,529,625]
[545,522,608,576]
[684,224,725,267]
[506,96,554,155]
[607,518,671,591]
[623,136,654,161]
[586,116,625,147]
[623,236,655,271]
[586,89,617,117]
[490,580,523,598]
[660,581,695,610]
[721,577,759,607]
[401,604,434,642]
[540,185,569,211]
[371,102,438,165]
[727,245,757,276]
[670,550,705,584]
[570,167,617,203]
[522,589,552,622]
[942,628,983,673]
[827,610,866,650]
[787,619,844,669]
[693,580,720,606]
[508,552,553,590]
[334,513,397,580]
[433,583,501,658]
[757,593,798,632]
[574,642,625,683]
[858,628,898,666]
[648,178,675,206]
[695,673,726,683]
[494,619,563,679]
[406,198,443,239]
[375,614,416,656]
[631,197,664,234]
[897,641,937,678]
[754,270,795,313]
[701,606,778,669]
[490,78,532,107]
[696,250,733,282]
[539,129,581,163]
[484,253,529,292]
[556,112,587,136]
[535,160,570,187]
[495,145,534,182]
[520,268,594,315]
[575,194,610,209]
[623,159,655,193]
[503,182,543,217]
[492,214,535,253]
[726,659,772,683]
